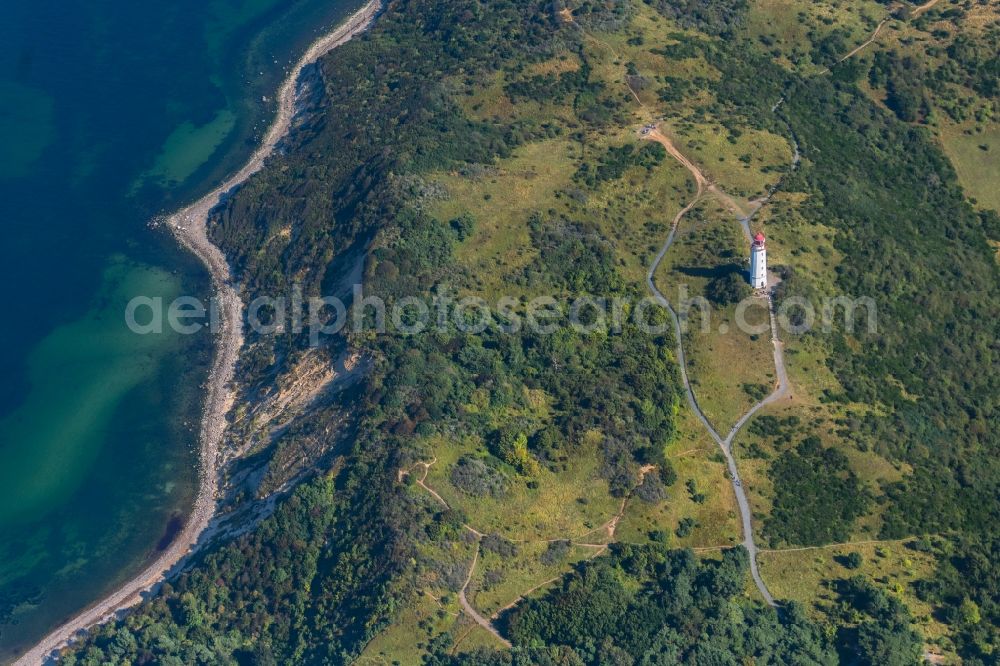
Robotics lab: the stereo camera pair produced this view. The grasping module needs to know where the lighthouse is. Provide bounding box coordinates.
[750,232,767,289]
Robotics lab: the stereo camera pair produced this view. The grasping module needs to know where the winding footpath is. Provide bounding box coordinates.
[429,0,912,627]
[834,17,891,66]
[14,3,382,664]
[458,546,512,648]
[637,0,930,608]
[826,0,941,72]
[403,460,610,642]
[643,126,793,606]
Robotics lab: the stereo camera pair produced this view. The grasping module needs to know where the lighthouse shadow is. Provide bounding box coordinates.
[675,263,744,280]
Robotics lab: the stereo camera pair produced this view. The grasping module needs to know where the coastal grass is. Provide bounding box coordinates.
[394,534,502,661]
[468,541,597,618]
[390,9,777,643]
[735,170,907,546]
[456,67,579,126]
[745,0,887,74]
[671,122,793,202]
[681,301,775,434]
[732,397,906,550]
[937,122,1000,213]
[421,434,621,543]
[757,194,845,288]
[411,531,478,596]
[586,0,721,111]
[381,0,971,652]
[410,0,926,641]
[728,155,913,544]
[427,130,692,299]
[355,590,461,665]
[851,0,999,219]
[580,132,692,284]
[452,623,508,655]
[615,408,743,549]
[426,137,577,300]
[526,54,581,76]
[757,539,951,654]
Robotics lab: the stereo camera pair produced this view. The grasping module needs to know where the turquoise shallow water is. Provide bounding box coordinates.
[0,0,360,658]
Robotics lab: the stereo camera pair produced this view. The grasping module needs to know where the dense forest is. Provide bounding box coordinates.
[62,0,999,663]
[418,544,923,665]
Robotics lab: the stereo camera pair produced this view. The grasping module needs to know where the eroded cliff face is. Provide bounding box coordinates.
[201,40,383,508]
[222,346,368,503]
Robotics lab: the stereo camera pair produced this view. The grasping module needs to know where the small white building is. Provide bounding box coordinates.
[750,232,767,289]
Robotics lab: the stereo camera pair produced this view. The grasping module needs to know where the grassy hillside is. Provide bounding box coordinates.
[61,0,998,664]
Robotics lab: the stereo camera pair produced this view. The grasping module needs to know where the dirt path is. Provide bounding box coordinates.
[14,3,383,664]
[458,546,512,648]
[647,129,708,190]
[912,0,942,17]
[636,2,945,606]
[481,483,657,622]
[405,461,508,644]
[757,536,923,554]
[424,0,924,625]
[647,128,750,217]
[565,17,647,107]
[405,460,625,548]
[405,460,486,538]
[831,0,939,69]
[689,534,929,555]
[490,576,562,621]
[836,17,891,64]
[403,460,653,638]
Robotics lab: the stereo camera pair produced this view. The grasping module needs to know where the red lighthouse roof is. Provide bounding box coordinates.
[754,232,765,242]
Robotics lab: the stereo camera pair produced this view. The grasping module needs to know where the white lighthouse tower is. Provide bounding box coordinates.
[750,232,767,289]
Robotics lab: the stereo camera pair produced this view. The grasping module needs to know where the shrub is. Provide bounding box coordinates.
[676,518,698,538]
[706,270,751,305]
[449,456,511,498]
[541,540,571,566]
[482,533,519,558]
[635,474,667,504]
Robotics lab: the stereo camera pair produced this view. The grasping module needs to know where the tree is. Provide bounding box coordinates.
[449,213,475,241]
[855,618,922,666]
[840,576,923,665]
[495,428,538,475]
[597,637,634,666]
[706,271,751,305]
[959,597,981,625]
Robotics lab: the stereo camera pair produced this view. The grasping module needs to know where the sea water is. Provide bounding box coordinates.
[0,0,361,658]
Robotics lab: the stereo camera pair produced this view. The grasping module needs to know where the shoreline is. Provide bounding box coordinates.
[13,1,382,663]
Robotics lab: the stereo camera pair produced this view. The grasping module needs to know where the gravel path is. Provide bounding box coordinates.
[643,125,789,607]
[458,547,512,648]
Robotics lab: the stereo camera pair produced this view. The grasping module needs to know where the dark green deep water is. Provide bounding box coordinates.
[0,0,360,658]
